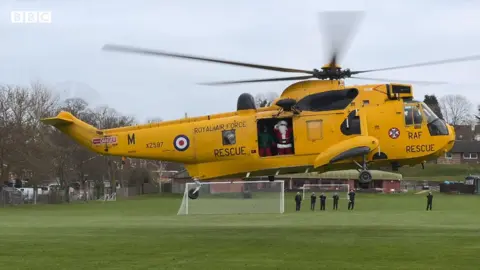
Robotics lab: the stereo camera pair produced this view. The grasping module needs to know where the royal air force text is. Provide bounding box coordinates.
[194,121,246,134]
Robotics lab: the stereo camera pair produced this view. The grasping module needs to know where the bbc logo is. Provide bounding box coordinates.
[11,11,52,24]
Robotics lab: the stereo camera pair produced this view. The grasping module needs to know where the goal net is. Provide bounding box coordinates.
[177,180,284,215]
[301,184,350,200]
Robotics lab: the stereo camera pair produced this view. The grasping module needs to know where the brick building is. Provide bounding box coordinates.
[437,124,480,164]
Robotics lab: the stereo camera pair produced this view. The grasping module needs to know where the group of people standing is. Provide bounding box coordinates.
[294,189,356,211]
[294,190,435,212]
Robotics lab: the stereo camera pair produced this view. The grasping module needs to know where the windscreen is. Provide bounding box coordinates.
[421,102,449,136]
[421,102,439,124]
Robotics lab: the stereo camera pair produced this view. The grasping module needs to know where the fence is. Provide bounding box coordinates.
[0,187,24,206]
[0,179,449,207]
[0,185,117,207]
[116,183,161,198]
[400,180,441,192]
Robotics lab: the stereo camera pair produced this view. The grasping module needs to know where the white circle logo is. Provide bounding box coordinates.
[174,135,190,151]
[388,128,400,139]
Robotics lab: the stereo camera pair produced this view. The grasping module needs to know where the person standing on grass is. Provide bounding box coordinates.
[319,193,327,211]
[295,192,302,211]
[332,192,339,210]
[310,192,316,211]
[348,189,356,210]
[426,192,433,211]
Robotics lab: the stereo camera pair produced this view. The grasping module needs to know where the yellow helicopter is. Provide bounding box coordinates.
[42,11,472,199]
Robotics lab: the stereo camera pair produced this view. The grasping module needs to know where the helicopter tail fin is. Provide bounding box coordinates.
[41,111,104,153]
[40,112,74,126]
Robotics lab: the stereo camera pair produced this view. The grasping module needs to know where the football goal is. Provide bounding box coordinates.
[177,180,284,215]
[301,183,350,200]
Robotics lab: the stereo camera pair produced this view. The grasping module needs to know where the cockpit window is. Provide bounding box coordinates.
[404,104,423,125]
[421,102,439,124]
[420,102,449,136]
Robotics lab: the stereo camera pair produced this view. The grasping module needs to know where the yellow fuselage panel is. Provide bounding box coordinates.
[192,114,257,163]
[90,121,197,163]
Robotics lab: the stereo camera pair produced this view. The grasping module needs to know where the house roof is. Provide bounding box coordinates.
[451,140,480,153]
[454,125,474,141]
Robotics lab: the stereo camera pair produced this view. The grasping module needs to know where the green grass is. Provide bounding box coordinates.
[400,164,480,181]
[1,192,480,270]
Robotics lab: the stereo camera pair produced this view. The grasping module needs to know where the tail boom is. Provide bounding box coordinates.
[41,111,196,163]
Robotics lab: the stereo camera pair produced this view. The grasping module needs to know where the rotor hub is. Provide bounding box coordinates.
[313,65,352,80]
[321,63,341,70]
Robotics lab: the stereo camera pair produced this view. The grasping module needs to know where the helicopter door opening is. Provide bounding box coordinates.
[257,118,295,157]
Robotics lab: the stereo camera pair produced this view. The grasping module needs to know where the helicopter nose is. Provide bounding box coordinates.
[444,124,456,153]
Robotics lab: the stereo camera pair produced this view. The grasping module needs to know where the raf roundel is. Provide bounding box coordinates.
[388,127,400,139]
[173,135,190,151]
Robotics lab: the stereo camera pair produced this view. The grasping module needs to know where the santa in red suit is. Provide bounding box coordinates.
[273,120,293,155]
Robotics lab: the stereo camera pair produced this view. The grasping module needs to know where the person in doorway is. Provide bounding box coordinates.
[348,189,356,210]
[273,120,293,155]
[426,191,433,211]
[258,125,275,157]
[295,192,302,211]
[319,193,327,211]
[310,192,317,211]
[332,192,339,210]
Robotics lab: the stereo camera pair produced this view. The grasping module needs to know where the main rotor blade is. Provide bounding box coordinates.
[102,44,314,74]
[352,55,480,74]
[198,75,315,86]
[319,11,364,68]
[351,76,449,85]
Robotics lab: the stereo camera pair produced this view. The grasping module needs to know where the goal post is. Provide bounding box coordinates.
[177,180,285,215]
[301,184,350,200]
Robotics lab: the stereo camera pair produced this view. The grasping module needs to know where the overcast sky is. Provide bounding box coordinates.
[1,0,480,122]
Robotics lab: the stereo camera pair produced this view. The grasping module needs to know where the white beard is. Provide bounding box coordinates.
[278,126,287,139]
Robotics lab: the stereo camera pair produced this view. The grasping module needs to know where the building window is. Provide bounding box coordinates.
[445,152,453,159]
[462,153,478,159]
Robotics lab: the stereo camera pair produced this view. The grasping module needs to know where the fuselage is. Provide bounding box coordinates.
[44,80,455,180]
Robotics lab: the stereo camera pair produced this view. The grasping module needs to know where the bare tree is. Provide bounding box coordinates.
[0,81,164,202]
[89,105,136,194]
[93,106,135,129]
[255,92,279,108]
[439,94,474,125]
[57,97,99,201]
[21,82,61,198]
[0,82,65,202]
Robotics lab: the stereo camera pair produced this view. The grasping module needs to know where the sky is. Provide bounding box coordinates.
[1,0,480,122]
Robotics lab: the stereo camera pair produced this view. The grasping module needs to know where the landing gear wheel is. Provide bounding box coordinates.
[268,175,275,182]
[188,188,199,200]
[358,170,372,184]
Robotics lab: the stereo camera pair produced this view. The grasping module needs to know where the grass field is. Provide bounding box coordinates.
[1,192,480,270]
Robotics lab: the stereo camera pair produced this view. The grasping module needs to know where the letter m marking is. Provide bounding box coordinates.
[128,134,135,145]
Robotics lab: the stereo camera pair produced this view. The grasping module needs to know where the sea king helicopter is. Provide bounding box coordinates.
[43,11,478,199]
